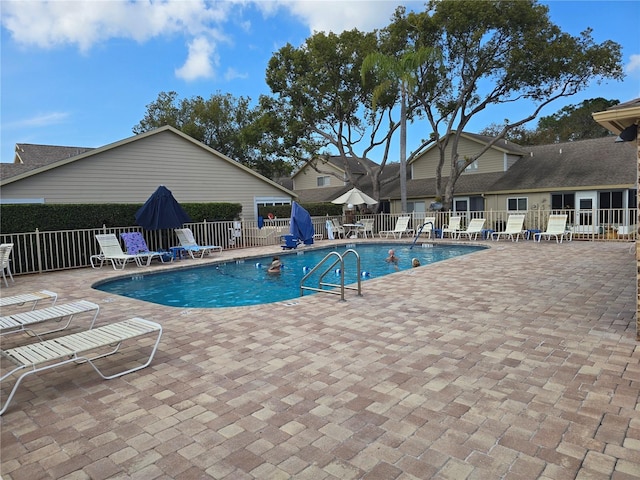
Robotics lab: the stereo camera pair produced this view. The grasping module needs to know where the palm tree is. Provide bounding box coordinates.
[361,47,437,213]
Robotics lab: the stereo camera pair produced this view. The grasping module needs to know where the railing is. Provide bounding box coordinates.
[0,209,635,276]
[300,249,362,301]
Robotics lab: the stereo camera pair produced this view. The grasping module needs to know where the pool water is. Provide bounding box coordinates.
[94,243,485,308]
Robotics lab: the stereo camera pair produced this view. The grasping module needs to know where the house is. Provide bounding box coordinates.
[592,97,640,341]
[290,155,400,211]
[0,125,296,222]
[376,134,637,231]
[293,132,636,232]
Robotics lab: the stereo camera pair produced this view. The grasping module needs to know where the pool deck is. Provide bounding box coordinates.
[1,239,638,479]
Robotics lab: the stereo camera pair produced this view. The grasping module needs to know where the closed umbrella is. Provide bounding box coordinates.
[331,187,377,206]
[135,186,192,249]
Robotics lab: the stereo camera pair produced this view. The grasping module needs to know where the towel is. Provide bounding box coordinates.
[258,216,264,229]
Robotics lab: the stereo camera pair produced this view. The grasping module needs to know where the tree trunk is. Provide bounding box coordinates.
[400,88,408,213]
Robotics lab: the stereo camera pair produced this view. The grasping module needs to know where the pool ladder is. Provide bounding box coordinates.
[300,249,362,301]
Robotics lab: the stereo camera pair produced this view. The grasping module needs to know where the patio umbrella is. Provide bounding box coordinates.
[136,185,192,229]
[135,186,192,249]
[331,187,377,206]
[290,201,315,245]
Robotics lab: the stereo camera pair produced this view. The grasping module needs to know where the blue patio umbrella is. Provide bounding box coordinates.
[289,201,315,245]
[135,185,192,230]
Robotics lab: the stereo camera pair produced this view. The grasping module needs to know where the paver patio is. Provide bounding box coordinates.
[1,240,638,479]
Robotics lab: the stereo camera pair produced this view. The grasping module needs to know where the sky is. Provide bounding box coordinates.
[1,0,639,165]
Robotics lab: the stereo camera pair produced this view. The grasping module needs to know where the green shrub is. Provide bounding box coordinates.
[0,203,242,233]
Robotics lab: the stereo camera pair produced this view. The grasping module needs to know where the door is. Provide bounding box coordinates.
[575,191,598,233]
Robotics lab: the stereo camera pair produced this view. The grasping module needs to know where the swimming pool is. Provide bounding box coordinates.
[94,243,485,308]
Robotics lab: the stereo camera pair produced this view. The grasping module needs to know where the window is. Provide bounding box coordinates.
[551,193,575,210]
[317,176,330,187]
[465,160,478,171]
[507,197,528,211]
[599,190,625,225]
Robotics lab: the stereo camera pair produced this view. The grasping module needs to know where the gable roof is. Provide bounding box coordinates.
[592,97,640,134]
[291,155,380,179]
[408,131,528,165]
[1,126,296,197]
[487,136,636,193]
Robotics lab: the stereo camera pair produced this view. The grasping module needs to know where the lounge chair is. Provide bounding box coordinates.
[535,215,570,243]
[458,218,486,240]
[492,214,526,241]
[330,219,346,239]
[93,234,148,270]
[358,218,375,238]
[0,317,162,415]
[414,217,437,239]
[379,216,413,239]
[120,232,167,265]
[1,243,15,287]
[0,300,100,340]
[0,290,58,311]
[174,228,223,259]
[441,216,462,238]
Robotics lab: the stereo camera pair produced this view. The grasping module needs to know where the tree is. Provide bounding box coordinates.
[481,98,620,145]
[361,47,439,213]
[133,91,292,179]
[387,0,624,210]
[262,29,408,205]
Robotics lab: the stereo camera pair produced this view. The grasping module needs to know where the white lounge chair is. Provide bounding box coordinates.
[458,218,486,240]
[535,215,570,243]
[174,228,222,259]
[330,219,346,239]
[1,243,15,287]
[379,216,413,239]
[492,214,526,241]
[93,234,148,270]
[0,300,100,340]
[0,317,162,415]
[415,216,437,239]
[358,218,375,238]
[0,290,58,311]
[442,216,463,238]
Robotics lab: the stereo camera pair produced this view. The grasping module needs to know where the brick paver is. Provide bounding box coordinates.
[1,239,638,479]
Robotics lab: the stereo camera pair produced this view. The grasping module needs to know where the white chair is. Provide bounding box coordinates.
[492,215,526,241]
[0,243,15,287]
[330,219,346,239]
[0,300,100,340]
[442,217,462,238]
[458,218,486,240]
[93,234,147,270]
[358,218,375,238]
[0,317,162,416]
[0,290,58,310]
[535,215,570,243]
[416,217,437,239]
[379,216,413,239]
[174,228,222,259]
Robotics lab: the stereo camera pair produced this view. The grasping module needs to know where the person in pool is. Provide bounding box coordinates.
[412,258,421,268]
[385,249,399,270]
[267,256,282,274]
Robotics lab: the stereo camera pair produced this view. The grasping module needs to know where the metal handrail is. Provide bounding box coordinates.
[300,249,362,301]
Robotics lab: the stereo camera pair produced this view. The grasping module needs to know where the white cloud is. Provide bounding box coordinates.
[256,0,402,34]
[224,67,248,81]
[5,112,70,129]
[176,37,218,81]
[0,0,231,52]
[625,54,640,75]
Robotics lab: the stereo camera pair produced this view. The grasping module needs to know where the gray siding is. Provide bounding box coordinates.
[293,162,345,190]
[412,136,510,179]
[1,130,291,222]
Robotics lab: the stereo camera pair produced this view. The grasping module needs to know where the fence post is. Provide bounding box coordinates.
[35,228,43,274]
